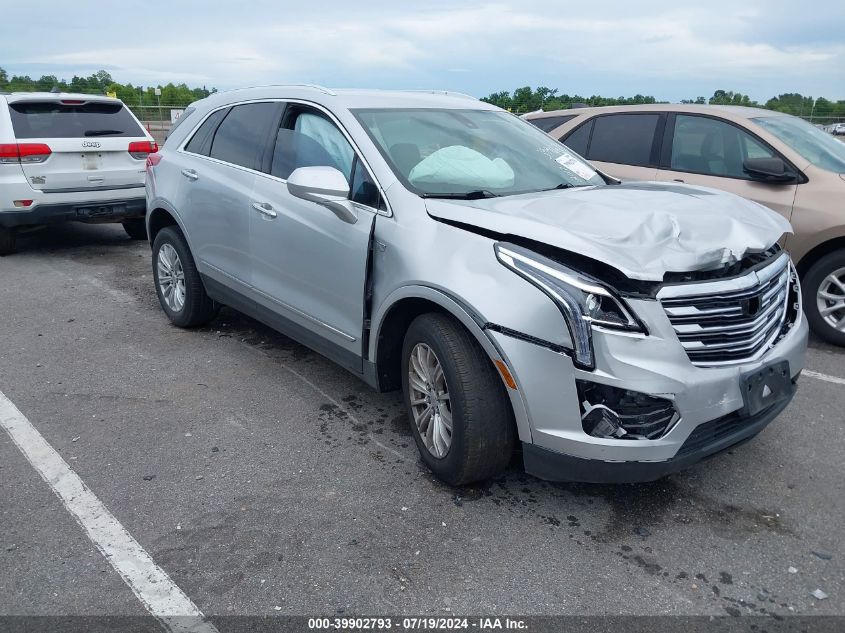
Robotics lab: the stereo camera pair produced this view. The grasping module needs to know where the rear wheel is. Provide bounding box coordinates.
[0,227,16,256]
[122,218,148,240]
[152,226,218,327]
[401,313,515,486]
[803,250,845,347]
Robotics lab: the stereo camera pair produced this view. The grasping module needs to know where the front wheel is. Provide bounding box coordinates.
[152,226,218,327]
[401,313,515,486]
[802,250,845,346]
[122,218,148,240]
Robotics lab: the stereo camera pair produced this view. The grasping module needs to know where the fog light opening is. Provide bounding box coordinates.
[577,380,679,440]
[582,403,627,438]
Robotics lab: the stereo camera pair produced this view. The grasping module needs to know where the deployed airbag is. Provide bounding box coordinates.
[409,146,515,189]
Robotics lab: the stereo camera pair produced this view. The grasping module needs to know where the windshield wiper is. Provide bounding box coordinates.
[84,129,125,137]
[421,190,499,200]
[540,183,577,192]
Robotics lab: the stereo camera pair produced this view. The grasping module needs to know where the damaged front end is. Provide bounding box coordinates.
[577,381,680,440]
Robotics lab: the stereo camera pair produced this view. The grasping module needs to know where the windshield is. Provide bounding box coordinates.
[352,108,604,197]
[752,115,845,174]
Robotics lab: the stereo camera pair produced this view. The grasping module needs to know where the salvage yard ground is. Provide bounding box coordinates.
[1,223,843,620]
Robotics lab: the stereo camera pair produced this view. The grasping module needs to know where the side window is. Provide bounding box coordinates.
[350,158,383,210]
[271,110,355,181]
[529,114,576,133]
[587,114,660,166]
[183,108,228,156]
[208,102,279,170]
[562,119,593,156]
[670,115,776,179]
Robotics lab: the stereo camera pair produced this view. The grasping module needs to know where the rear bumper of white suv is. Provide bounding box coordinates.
[0,195,146,227]
[0,178,146,227]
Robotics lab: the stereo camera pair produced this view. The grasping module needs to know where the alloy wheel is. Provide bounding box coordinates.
[816,266,845,333]
[157,243,186,312]
[408,343,453,458]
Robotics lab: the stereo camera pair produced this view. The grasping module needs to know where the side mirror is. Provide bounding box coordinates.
[287,166,357,224]
[743,157,796,184]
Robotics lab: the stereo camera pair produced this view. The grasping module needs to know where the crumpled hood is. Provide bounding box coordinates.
[425,181,792,281]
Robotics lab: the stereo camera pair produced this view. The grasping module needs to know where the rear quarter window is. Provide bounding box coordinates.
[528,114,577,133]
[9,101,144,139]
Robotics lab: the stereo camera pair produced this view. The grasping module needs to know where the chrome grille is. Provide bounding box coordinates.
[658,254,794,367]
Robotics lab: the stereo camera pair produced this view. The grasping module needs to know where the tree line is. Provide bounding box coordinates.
[482,87,845,121]
[3,69,843,121]
[0,68,215,107]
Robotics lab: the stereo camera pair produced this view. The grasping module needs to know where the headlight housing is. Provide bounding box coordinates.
[495,243,644,369]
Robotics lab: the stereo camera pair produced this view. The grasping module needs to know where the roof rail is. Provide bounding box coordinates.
[223,83,337,96]
[402,90,478,101]
[292,83,336,96]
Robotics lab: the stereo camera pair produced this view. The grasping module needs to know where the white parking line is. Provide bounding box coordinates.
[804,369,845,386]
[0,390,218,633]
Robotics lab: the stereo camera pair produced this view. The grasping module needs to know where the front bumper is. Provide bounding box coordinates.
[522,382,796,483]
[487,296,808,482]
[0,197,146,228]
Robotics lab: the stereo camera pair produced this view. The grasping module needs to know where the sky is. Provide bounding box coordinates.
[2,0,844,102]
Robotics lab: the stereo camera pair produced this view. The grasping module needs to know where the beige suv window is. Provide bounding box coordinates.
[671,115,776,179]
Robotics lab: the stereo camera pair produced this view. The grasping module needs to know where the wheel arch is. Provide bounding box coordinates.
[370,285,533,443]
[145,200,190,249]
[794,235,845,277]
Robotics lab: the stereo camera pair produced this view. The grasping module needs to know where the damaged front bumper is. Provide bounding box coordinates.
[486,294,808,484]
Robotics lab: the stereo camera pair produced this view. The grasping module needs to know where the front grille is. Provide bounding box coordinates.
[658,254,797,367]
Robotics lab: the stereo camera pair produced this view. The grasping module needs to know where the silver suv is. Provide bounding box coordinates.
[0,92,156,254]
[145,86,808,485]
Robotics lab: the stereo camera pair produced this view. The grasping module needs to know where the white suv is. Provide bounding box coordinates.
[0,92,157,254]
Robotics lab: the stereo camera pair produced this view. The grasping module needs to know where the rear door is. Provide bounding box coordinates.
[655,113,797,220]
[176,101,282,288]
[7,98,152,193]
[561,113,664,181]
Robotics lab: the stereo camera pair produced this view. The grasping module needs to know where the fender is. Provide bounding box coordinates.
[370,284,533,443]
[145,197,194,251]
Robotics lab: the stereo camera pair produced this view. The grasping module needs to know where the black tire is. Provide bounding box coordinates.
[122,218,148,240]
[0,227,16,256]
[152,226,218,327]
[401,313,515,486]
[802,250,845,346]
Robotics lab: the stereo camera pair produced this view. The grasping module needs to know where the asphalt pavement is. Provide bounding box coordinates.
[1,223,842,625]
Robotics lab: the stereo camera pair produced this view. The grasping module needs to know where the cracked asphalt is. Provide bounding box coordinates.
[0,223,843,620]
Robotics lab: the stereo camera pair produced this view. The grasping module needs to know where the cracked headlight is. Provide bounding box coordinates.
[495,242,644,369]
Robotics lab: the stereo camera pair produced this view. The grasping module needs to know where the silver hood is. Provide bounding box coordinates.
[425,182,793,281]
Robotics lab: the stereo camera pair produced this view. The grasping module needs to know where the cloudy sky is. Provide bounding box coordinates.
[2,0,843,101]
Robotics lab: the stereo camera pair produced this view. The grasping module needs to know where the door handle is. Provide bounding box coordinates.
[252,201,277,219]
[673,178,685,183]
[181,169,199,181]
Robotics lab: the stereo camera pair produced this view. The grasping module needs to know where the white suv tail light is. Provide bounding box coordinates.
[128,140,158,160]
[0,143,52,164]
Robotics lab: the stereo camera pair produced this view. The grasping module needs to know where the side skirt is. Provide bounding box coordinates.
[202,274,379,389]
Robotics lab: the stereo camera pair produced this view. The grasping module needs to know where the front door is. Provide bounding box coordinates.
[249,106,380,371]
[655,114,797,220]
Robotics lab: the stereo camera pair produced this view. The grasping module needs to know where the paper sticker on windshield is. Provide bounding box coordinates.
[556,153,597,181]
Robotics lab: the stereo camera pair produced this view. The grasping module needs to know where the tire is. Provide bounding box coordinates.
[401,313,515,485]
[0,227,16,256]
[152,226,218,327]
[802,250,845,346]
[122,218,148,240]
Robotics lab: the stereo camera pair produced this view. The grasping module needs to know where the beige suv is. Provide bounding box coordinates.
[527,105,845,345]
